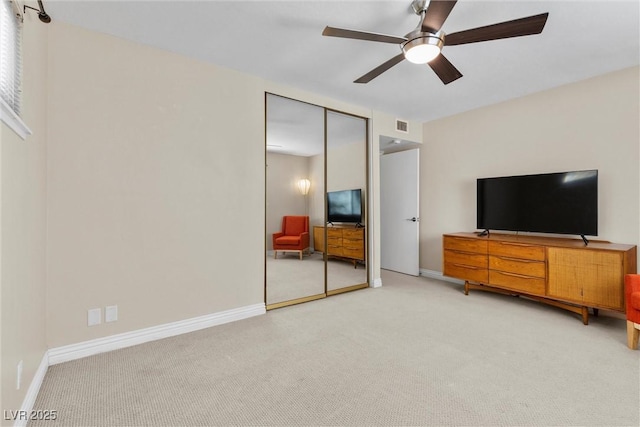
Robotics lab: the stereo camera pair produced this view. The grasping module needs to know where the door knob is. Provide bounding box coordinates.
[406,217,419,222]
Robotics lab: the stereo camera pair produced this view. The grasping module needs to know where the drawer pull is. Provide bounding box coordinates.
[499,242,538,248]
[453,263,480,270]
[495,256,540,263]
[448,250,485,256]
[497,271,534,279]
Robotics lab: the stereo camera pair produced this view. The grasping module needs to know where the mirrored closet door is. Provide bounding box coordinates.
[265,95,369,309]
[265,94,325,308]
[326,110,368,294]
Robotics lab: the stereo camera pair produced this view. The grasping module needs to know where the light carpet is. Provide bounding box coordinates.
[30,270,640,426]
[266,252,367,305]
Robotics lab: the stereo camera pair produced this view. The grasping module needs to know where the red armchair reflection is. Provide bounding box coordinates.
[273,216,309,260]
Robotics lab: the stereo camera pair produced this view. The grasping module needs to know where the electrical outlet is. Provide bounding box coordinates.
[88,308,102,326]
[105,305,118,322]
[17,360,23,390]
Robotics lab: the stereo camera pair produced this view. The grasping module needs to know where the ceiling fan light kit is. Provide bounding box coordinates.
[402,30,444,64]
[322,0,548,85]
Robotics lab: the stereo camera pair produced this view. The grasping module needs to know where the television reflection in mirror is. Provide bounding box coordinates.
[327,188,363,226]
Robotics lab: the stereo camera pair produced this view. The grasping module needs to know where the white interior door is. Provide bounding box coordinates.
[380,149,419,276]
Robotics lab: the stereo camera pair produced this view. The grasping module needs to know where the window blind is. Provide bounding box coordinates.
[0,0,23,116]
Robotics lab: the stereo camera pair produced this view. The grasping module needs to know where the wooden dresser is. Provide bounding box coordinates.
[443,232,637,324]
[314,226,365,267]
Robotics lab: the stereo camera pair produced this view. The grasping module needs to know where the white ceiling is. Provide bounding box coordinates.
[45,1,639,123]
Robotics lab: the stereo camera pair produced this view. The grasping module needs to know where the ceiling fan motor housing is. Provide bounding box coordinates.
[411,0,430,15]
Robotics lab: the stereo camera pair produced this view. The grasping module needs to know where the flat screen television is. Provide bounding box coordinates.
[327,189,362,224]
[477,170,598,239]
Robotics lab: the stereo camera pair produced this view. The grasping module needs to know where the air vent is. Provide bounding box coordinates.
[395,119,408,133]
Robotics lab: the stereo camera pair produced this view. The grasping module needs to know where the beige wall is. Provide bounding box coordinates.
[420,66,640,272]
[266,153,309,250]
[0,11,49,419]
[45,23,265,347]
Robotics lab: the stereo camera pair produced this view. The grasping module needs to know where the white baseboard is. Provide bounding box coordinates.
[48,303,266,365]
[14,352,49,427]
[371,277,382,288]
[419,268,464,285]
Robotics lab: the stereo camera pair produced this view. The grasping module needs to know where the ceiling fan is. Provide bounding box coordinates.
[322,0,549,85]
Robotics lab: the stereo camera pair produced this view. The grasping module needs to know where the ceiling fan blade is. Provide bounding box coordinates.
[354,54,406,84]
[421,0,458,33]
[322,26,407,44]
[428,53,463,85]
[445,13,549,46]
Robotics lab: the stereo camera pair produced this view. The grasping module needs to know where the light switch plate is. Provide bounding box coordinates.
[105,305,118,322]
[88,308,101,326]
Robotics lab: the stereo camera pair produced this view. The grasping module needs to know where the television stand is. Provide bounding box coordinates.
[477,229,489,237]
[580,234,589,246]
[443,232,637,324]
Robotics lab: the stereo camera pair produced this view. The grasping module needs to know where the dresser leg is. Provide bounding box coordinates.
[581,306,589,325]
[464,281,469,295]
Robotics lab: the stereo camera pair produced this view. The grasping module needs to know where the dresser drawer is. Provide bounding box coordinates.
[444,249,487,269]
[342,228,364,240]
[328,245,343,256]
[489,270,545,295]
[342,247,364,260]
[327,237,342,247]
[444,236,487,254]
[488,241,545,261]
[489,255,546,278]
[343,238,363,250]
[327,228,342,237]
[444,262,488,283]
